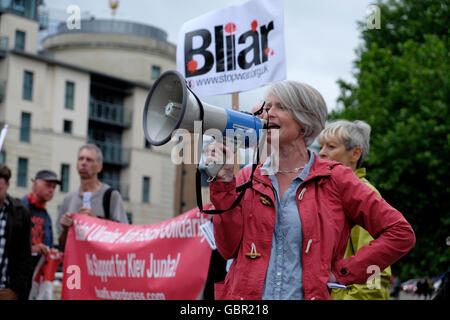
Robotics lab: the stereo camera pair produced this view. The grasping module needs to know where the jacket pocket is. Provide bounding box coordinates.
[214,281,227,300]
[214,281,244,300]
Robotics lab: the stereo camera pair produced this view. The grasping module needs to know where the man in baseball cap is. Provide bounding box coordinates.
[22,170,61,270]
[31,170,61,185]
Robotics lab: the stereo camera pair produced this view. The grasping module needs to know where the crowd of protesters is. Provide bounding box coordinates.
[0,144,127,300]
[0,78,446,300]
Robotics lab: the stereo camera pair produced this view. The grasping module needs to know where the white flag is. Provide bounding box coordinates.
[0,124,8,152]
[176,0,286,97]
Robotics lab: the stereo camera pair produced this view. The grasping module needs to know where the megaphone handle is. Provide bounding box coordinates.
[205,162,225,181]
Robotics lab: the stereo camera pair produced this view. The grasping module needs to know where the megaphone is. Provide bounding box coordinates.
[143,70,267,177]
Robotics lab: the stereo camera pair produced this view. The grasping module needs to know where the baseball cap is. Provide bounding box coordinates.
[32,170,61,185]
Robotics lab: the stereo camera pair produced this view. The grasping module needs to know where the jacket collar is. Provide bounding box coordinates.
[354,167,366,179]
[252,152,342,186]
[304,155,343,182]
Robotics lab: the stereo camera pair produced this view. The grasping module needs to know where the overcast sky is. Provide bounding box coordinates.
[43,0,375,113]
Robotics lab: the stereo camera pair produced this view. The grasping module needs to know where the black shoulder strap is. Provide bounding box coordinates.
[103,187,114,220]
[196,163,257,214]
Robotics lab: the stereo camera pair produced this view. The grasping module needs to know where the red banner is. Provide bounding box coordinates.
[61,207,212,300]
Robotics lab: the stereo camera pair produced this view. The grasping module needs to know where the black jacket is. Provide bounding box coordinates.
[434,271,450,301]
[4,195,32,300]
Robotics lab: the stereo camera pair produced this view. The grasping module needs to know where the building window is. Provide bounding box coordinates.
[65,81,74,110]
[15,30,25,51]
[0,150,6,164]
[22,70,33,101]
[17,157,28,187]
[20,112,31,142]
[151,65,161,80]
[13,0,25,13]
[60,164,70,192]
[63,120,72,134]
[126,212,133,224]
[142,176,150,203]
[11,0,37,20]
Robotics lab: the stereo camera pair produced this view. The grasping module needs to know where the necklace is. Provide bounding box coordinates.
[277,166,305,174]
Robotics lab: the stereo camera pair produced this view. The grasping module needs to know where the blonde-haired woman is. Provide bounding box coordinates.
[318,119,391,300]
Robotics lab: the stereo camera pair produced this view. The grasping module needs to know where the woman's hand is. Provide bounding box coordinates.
[205,141,235,182]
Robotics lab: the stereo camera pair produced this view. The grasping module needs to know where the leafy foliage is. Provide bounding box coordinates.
[331,0,449,280]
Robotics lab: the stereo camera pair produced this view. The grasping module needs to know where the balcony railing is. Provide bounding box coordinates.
[89,98,132,128]
[88,139,131,167]
[0,0,40,21]
[56,19,168,42]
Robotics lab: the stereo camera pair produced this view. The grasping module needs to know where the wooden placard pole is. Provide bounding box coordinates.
[232,92,239,111]
[231,92,240,174]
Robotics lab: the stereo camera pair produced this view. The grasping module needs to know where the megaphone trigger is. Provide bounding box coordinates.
[205,162,225,182]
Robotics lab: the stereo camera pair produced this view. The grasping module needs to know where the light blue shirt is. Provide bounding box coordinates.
[261,152,315,300]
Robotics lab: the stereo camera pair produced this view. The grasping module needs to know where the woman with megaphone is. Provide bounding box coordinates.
[205,80,415,300]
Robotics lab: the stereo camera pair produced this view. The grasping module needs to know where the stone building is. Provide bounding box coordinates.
[0,1,197,241]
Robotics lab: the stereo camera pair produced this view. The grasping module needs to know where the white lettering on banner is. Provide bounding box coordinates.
[85,254,117,282]
[84,252,182,282]
[127,253,146,278]
[72,211,208,244]
[146,253,181,279]
[115,254,126,277]
[73,219,97,241]
[116,211,209,243]
[94,287,166,300]
[87,225,122,243]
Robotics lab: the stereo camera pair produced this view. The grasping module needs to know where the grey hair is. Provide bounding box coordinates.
[318,119,371,168]
[78,144,103,163]
[267,80,328,146]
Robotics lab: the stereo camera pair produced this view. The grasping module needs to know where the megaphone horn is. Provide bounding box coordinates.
[143,70,267,145]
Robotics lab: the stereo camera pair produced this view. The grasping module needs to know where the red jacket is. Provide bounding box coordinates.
[211,156,415,300]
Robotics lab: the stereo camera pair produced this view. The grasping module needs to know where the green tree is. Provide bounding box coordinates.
[331,0,449,280]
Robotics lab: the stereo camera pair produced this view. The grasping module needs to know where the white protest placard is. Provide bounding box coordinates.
[176,0,286,97]
[199,220,216,250]
[0,124,8,152]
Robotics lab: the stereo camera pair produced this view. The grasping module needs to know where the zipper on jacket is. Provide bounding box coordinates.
[298,187,307,200]
[305,239,312,254]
